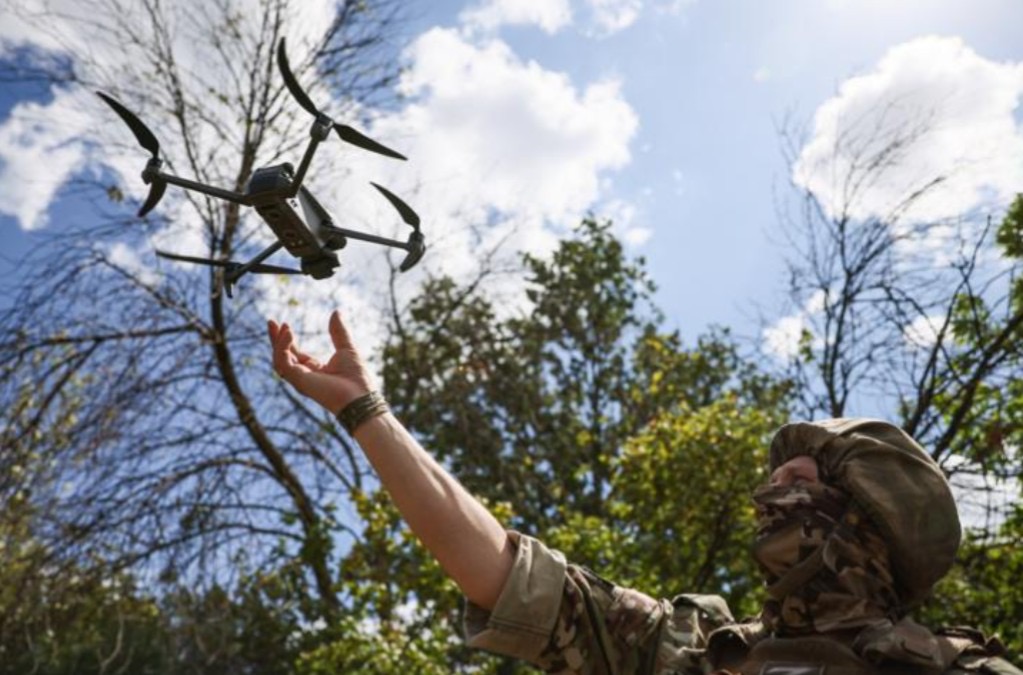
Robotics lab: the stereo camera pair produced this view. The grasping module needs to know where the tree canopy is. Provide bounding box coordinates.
[1,2,1022,671]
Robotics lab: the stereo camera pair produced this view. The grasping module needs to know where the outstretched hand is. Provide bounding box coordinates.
[267,310,374,415]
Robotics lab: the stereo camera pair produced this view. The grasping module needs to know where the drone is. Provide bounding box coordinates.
[97,38,424,296]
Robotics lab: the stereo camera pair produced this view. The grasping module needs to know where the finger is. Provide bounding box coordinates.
[267,320,279,344]
[292,344,323,369]
[273,324,300,375]
[279,323,292,348]
[329,310,355,352]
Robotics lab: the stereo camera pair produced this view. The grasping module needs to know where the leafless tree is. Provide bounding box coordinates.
[772,100,1023,527]
[0,0,408,625]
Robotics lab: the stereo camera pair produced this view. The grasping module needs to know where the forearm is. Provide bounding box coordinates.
[353,411,515,610]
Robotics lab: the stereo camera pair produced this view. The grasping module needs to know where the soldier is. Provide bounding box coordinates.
[268,311,1020,674]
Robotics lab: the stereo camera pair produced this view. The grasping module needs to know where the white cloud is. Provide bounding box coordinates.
[460,0,572,34]
[753,66,771,83]
[762,314,808,361]
[271,25,639,333]
[762,289,826,361]
[0,0,336,235]
[376,27,637,274]
[622,225,652,246]
[0,3,639,348]
[794,36,1023,225]
[583,0,644,36]
[600,197,651,246]
[0,87,97,230]
[106,242,161,286]
[903,313,945,349]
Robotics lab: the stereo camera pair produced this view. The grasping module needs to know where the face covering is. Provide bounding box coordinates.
[751,481,900,636]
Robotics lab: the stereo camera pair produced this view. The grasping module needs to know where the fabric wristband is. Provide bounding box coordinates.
[336,391,389,435]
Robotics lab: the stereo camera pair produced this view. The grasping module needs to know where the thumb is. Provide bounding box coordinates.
[329,310,355,352]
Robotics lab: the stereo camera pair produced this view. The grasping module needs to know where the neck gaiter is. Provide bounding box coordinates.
[751,482,900,636]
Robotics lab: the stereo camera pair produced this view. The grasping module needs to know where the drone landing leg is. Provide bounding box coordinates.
[223,241,287,296]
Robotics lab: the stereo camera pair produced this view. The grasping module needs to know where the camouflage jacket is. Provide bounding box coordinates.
[464,533,1020,675]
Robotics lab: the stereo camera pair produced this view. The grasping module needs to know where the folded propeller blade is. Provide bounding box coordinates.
[247,263,304,275]
[138,179,167,217]
[96,91,160,158]
[399,231,426,272]
[335,124,407,161]
[370,182,420,229]
[155,250,303,275]
[276,38,320,118]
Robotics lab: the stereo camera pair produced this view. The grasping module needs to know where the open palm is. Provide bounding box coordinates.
[267,310,374,415]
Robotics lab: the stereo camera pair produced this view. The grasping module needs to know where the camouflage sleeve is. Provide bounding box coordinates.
[464,532,722,674]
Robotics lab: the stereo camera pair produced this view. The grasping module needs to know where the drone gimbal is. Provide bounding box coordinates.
[98,38,424,296]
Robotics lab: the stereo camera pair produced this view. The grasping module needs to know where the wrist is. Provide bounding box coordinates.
[336,391,389,435]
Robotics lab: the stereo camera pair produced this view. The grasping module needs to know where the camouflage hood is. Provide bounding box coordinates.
[768,418,961,609]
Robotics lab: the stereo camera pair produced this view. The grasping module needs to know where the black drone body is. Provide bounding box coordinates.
[98,38,424,296]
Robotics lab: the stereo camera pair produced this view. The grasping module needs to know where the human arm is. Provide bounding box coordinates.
[267,311,514,610]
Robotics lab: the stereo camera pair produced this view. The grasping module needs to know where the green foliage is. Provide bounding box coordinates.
[337,218,791,671]
[0,350,169,674]
[384,218,668,527]
[915,198,1023,660]
[919,506,1023,661]
[0,523,166,675]
[602,397,784,618]
[996,194,1023,258]
[7,190,1020,671]
[0,515,306,674]
[295,613,458,675]
[383,219,789,528]
[332,491,519,672]
[156,572,307,674]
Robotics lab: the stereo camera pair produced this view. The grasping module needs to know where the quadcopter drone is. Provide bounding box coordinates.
[98,38,424,296]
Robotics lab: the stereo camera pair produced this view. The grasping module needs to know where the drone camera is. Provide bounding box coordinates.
[301,253,340,279]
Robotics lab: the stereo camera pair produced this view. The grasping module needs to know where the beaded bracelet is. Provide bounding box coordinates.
[336,391,389,435]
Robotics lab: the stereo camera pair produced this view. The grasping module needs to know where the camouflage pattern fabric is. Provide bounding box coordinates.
[464,532,1022,674]
[465,532,731,674]
[768,418,960,609]
[463,416,1008,674]
[751,482,899,636]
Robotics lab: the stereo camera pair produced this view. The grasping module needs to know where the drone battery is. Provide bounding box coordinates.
[247,165,327,258]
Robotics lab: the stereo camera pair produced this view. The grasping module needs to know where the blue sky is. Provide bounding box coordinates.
[1,0,1021,353]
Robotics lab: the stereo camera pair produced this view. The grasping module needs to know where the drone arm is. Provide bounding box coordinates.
[156,171,254,206]
[323,225,409,250]
[287,116,333,197]
[323,225,426,272]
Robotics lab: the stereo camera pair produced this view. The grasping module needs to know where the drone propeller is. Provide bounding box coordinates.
[367,183,424,271]
[334,125,407,161]
[155,250,303,275]
[96,91,168,217]
[276,38,407,161]
[370,182,421,230]
[139,180,167,217]
[96,92,160,157]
